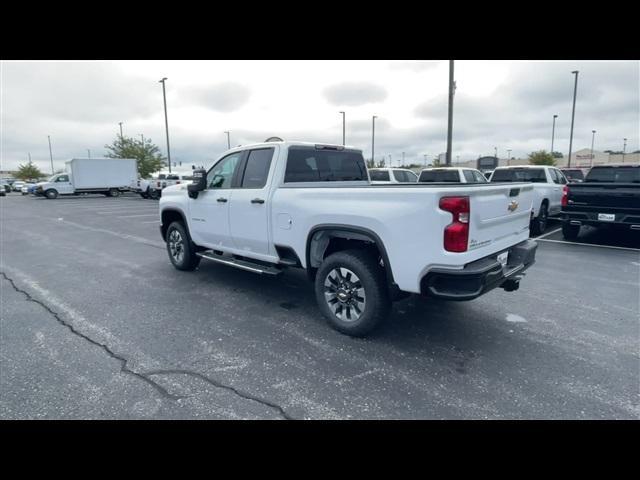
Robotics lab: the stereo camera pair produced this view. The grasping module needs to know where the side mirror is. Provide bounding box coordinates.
[187,169,207,199]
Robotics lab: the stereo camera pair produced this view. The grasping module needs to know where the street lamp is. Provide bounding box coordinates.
[139,134,144,146]
[87,149,91,158]
[224,131,231,149]
[507,149,512,166]
[494,146,498,159]
[371,116,377,167]
[402,151,405,166]
[446,60,455,166]
[339,111,345,145]
[567,71,579,168]
[623,138,627,163]
[118,122,123,139]
[47,135,54,174]
[551,114,558,155]
[590,130,596,167]
[159,77,172,173]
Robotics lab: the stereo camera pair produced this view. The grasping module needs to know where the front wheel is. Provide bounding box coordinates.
[165,221,201,271]
[45,189,58,199]
[315,249,391,337]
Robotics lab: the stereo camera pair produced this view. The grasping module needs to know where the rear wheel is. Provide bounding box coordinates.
[315,249,391,337]
[530,202,548,236]
[165,221,201,271]
[562,221,580,241]
[108,188,120,197]
[45,189,58,199]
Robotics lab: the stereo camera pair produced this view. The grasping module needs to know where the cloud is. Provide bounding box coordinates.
[323,82,388,106]
[184,82,251,112]
[388,61,441,72]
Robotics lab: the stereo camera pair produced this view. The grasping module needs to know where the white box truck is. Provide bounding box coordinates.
[35,158,138,199]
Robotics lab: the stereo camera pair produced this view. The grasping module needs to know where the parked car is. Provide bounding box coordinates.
[35,158,137,199]
[561,164,640,240]
[0,181,10,195]
[418,167,488,183]
[21,183,35,195]
[148,171,195,199]
[158,140,537,337]
[490,165,568,235]
[560,168,586,183]
[12,181,26,192]
[368,168,418,183]
[132,178,152,198]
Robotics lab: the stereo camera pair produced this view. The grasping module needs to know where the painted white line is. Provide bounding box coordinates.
[141,220,159,224]
[535,227,561,240]
[97,209,158,214]
[537,237,640,252]
[117,214,158,218]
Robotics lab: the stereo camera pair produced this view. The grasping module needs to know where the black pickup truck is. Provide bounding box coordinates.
[561,164,640,240]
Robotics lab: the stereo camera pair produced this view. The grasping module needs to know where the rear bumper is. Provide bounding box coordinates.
[562,210,640,229]
[420,239,537,301]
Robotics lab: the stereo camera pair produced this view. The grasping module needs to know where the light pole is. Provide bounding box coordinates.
[494,146,498,159]
[339,111,345,145]
[567,71,579,168]
[551,114,558,155]
[118,122,123,139]
[402,151,405,166]
[507,149,511,166]
[623,138,627,163]
[224,131,231,149]
[371,116,377,167]
[590,130,596,167]
[446,60,455,166]
[87,149,91,158]
[47,135,54,174]
[159,77,172,173]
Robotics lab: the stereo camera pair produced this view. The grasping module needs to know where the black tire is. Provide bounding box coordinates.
[45,189,58,199]
[562,221,580,241]
[530,202,548,236]
[107,188,120,197]
[165,221,201,271]
[315,249,391,337]
[149,189,160,200]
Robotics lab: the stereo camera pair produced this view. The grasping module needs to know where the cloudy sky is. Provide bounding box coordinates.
[1,60,638,172]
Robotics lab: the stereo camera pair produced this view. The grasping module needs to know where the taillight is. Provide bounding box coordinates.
[176,181,181,184]
[561,185,569,207]
[440,196,470,252]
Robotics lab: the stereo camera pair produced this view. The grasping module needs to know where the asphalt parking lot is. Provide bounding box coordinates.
[1,192,639,419]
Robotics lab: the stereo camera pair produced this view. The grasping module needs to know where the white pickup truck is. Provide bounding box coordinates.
[490,165,568,235]
[159,141,538,336]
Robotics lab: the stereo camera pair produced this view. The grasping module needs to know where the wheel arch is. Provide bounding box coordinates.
[160,208,188,239]
[305,224,396,288]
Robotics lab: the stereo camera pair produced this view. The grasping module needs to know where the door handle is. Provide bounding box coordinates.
[251,198,265,204]
[217,197,228,203]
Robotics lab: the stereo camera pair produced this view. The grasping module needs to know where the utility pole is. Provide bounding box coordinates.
[507,149,511,166]
[551,114,558,154]
[87,149,91,158]
[567,71,579,168]
[339,111,345,145]
[48,135,54,174]
[494,146,498,159]
[159,77,172,173]
[446,60,455,166]
[371,116,377,167]
[224,131,230,149]
[590,130,596,167]
[28,152,31,163]
[623,138,627,163]
[119,122,123,139]
[402,151,405,166]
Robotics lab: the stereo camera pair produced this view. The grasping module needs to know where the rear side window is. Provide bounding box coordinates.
[240,148,274,188]
[284,147,367,182]
[462,170,475,183]
[562,169,584,181]
[419,170,460,182]
[472,170,487,183]
[490,168,547,183]
[586,166,640,183]
[369,170,390,181]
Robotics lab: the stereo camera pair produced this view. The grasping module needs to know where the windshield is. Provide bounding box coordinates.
[490,168,546,183]
[47,175,58,182]
[418,170,460,182]
[369,170,390,181]
[585,166,640,183]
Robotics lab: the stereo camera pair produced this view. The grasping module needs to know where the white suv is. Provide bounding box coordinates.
[368,168,418,183]
[490,165,568,235]
[418,167,487,183]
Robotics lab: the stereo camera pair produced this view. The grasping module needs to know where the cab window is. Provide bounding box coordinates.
[56,175,69,182]
[207,152,242,189]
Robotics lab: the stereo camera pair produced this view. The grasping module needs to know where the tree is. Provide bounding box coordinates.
[552,151,563,158]
[528,150,556,166]
[15,160,44,180]
[104,135,166,178]
[431,158,441,167]
[366,158,376,168]
[376,158,386,168]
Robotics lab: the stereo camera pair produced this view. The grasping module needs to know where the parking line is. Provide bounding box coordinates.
[536,227,561,240]
[536,238,640,252]
[141,220,159,224]
[117,214,158,218]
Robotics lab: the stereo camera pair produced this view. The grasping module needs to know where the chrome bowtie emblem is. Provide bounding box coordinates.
[508,200,519,212]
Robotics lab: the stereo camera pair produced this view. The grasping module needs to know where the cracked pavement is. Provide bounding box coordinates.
[1,193,639,419]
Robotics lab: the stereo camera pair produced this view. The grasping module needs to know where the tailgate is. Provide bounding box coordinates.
[568,183,640,212]
[466,183,534,253]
